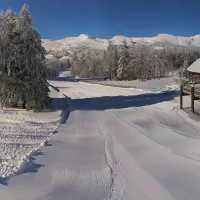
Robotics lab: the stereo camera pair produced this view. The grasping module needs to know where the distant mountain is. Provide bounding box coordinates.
[42,33,200,51]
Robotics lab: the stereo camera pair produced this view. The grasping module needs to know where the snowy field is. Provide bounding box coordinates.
[83,76,180,92]
[1,75,200,200]
[0,87,65,180]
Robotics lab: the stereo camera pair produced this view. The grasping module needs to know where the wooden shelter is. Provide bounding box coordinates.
[180,58,200,112]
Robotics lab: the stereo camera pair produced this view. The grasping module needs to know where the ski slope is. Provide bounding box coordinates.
[1,79,200,200]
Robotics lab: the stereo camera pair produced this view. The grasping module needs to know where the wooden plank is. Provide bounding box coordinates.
[191,86,194,113]
[180,85,183,109]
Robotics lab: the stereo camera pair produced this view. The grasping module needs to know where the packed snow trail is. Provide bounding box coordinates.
[1,80,200,200]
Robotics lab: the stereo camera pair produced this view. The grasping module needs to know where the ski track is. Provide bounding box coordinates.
[1,80,200,200]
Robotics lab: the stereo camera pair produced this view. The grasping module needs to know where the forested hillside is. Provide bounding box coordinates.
[68,40,200,80]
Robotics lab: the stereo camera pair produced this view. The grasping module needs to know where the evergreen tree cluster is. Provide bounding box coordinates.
[45,58,60,78]
[0,4,51,111]
[70,40,200,81]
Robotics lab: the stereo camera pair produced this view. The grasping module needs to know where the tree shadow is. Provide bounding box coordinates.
[0,177,9,186]
[57,87,69,89]
[60,109,70,124]
[0,151,45,186]
[44,141,52,146]
[71,91,179,111]
[15,151,45,176]
[51,97,69,111]
[51,97,71,124]
[48,83,60,92]
[48,77,74,82]
[48,77,104,82]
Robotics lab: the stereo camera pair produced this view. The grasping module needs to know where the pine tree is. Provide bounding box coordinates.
[67,59,71,68]
[70,52,80,76]
[106,40,114,80]
[111,45,119,80]
[117,40,130,80]
[17,4,51,111]
[0,9,23,107]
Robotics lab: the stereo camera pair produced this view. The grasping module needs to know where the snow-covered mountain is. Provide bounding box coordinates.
[42,33,200,51]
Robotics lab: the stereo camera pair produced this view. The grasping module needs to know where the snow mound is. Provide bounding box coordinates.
[0,110,60,178]
[0,88,64,179]
[159,84,180,93]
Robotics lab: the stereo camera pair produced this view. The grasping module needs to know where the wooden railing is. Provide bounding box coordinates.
[180,84,200,112]
[182,84,200,98]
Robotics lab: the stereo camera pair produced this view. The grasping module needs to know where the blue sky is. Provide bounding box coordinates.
[1,0,200,40]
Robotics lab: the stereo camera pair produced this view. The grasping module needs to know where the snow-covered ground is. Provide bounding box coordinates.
[0,87,65,180]
[84,76,180,92]
[1,77,200,200]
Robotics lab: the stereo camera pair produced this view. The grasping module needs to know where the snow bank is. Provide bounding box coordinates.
[84,77,180,93]
[0,87,65,179]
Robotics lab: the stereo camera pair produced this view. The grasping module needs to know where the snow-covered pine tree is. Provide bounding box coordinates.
[117,39,130,80]
[0,9,24,107]
[71,51,81,76]
[111,45,119,80]
[80,53,90,77]
[104,40,114,80]
[67,59,71,68]
[45,59,60,78]
[70,52,77,76]
[17,4,51,111]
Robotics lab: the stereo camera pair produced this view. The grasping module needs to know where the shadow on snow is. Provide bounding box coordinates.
[0,151,45,186]
[0,87,177,185]
[70,91,178,111]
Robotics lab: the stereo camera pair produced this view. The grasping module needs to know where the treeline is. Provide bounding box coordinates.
[45,50,71,78]
[46,49,70,59]
[70,40,200,80]
[0,5,51,110]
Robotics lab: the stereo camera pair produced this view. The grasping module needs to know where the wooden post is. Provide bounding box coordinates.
[191,86,194,113]
[180,84,183,109]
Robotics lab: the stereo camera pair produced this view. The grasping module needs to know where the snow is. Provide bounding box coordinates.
[0,86,64,179]
[58,55,71,61]
[42,33,200,51]
[154,46,164,50]
[59,70,71,77]
[111,35,134,46]
[42,34,108,51]
[85,77,180,92]
[45,54,57,60]
[2,77,200,200]
[187,58,200,73]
